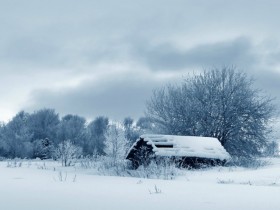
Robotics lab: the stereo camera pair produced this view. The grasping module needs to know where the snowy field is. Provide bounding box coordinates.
[1,159,280,210]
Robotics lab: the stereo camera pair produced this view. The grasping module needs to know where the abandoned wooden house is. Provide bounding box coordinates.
[126,134,231,168]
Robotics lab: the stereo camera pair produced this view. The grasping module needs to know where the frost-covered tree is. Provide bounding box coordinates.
[33,138,54,159]
[56,114,86,149]
[85,116,109,155]
[104,123,129,166]
[28,109,60,144]
[123,117,133,140]
[56,140,82,166]
[147,67,276,157]
[136,117,155,134]
[265,141,279,156]
[2,111,33,158]
[123,117,140,145]
[0,122,8,157]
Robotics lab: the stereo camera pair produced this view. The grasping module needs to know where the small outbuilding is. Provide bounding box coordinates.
[126,134,231,168]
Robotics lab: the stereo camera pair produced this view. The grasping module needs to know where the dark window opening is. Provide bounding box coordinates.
[155,144,173,148]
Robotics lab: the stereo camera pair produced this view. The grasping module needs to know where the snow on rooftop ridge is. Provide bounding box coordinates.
[140,134,231,160]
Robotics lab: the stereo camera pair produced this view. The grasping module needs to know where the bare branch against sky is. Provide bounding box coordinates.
[0,0,279,123]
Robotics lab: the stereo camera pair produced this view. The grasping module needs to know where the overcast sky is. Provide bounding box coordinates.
[1,0,280,128]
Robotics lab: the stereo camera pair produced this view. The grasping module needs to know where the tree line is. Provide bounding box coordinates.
[0,109,153,159]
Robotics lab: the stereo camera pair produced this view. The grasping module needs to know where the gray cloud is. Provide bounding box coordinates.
[134,37,256,71]
[26,74,166,120]
[1,0,279,73]
[0,37,59,66]
[1,0,273,71]
[253,70,280,102]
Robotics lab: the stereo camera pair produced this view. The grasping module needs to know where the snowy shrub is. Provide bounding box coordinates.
[6,159,23,168]
[226,156,270,168]
[217,178,234,184]
[36,162,47,170]
[79,156,98,169]
[96,155,130,176]
[149,185,162,194]
[55,140,82,167]
[53,171,77,182]
[132,158,180,180]
[55,171,67,182]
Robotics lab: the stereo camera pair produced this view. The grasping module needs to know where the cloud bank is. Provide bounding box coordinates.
[0,0,280,122]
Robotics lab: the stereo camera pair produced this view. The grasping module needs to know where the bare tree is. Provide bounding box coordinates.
[147,67,276,157]
[56,140,82,166]
[104,123,129,167]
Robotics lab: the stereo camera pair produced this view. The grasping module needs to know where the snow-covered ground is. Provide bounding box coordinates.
[1,158,280,210]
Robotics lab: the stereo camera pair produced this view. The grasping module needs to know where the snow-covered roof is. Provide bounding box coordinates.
[134,134,231,160]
